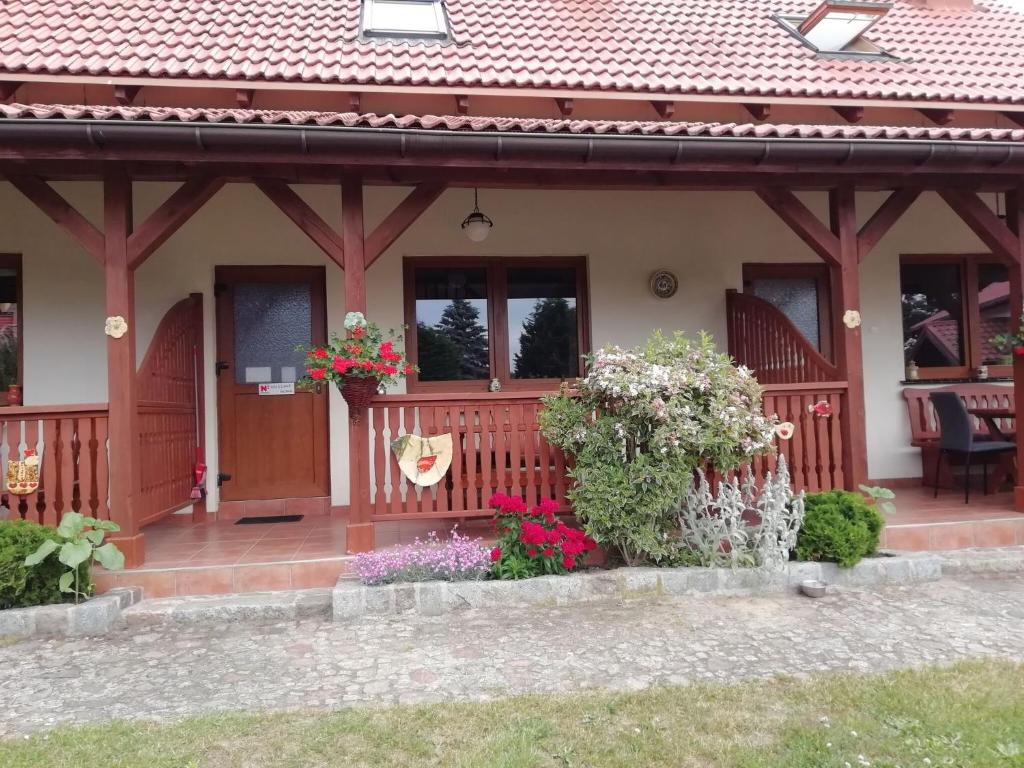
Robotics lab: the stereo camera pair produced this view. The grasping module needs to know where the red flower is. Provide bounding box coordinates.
[345,344,363,355]
[332,357,355,374]
[351,326,365,339]
[359,360,374,370]
[543,510,556,524]
[542,547,554,557]
[404,364,414,374]
[308,368,327,380]
[311,348,329,360]
[1015,346,1024,358]
[379,341,394,354]
[526,548,537,558]
[384,365,398,376]
[490,547,502,562]
[562,539,584,557]
[562,556,576,570]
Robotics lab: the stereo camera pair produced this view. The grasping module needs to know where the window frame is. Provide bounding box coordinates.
[0,253,23,394]
[361,0,449,41]
[403,256,591,393]
[741,262,833,361]
[899,253,1015,381]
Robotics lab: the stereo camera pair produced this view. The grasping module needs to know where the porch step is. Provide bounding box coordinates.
[882,516,1024,551]
[93,556,354,599]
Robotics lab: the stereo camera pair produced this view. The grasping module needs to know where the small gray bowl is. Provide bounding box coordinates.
[800,579,828,598]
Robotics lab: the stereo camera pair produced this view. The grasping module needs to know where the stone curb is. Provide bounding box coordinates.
[0,587,141,638]
[332,553,944,621]
[933,545,1024,576]
[120,588,332,627]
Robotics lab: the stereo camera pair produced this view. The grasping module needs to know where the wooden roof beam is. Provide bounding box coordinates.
[756,187,840,266]
[128,176,226,269]
[938,188,1020,264]
[114,85,141,105]
[1001,111,1024,129]
[235,89,255,109]
[365,183,446,267]
[856,188,920,260]
[349,92,362,113]
[555,98,574,117]
[455,94,470,115]
[5,174,105,263]
[833,105,864,123]
[0,82,20,102]
[651,101,675,119]
[254,179,345,268]
[742,103,771,121]
[919,108,954,125]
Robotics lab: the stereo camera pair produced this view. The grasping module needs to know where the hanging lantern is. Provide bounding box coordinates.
[461,188,493,242]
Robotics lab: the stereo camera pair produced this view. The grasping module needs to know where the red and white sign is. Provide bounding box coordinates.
[258,382,295,396]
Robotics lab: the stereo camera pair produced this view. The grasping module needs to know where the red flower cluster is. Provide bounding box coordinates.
[300,318,417,389]
[488,493,596,578]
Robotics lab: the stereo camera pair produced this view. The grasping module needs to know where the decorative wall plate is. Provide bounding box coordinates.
[392,433,454,487]
[649,270,678,299]
[104,315,128,339]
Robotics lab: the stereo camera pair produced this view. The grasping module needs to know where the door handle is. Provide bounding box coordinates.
[215,361,230,377]
[315,382,323,394]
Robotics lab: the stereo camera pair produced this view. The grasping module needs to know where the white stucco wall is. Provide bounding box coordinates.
[0,181,1001,509]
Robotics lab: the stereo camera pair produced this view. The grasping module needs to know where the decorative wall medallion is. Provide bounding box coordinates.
[649,270,678,299]
[842,309,861,329]
[104,315,128,339]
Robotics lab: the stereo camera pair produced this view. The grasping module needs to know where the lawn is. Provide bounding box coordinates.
[2,660,1023,767]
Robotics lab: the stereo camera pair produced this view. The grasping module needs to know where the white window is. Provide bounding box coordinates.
[362,0,448,38]
[779,1,891,55]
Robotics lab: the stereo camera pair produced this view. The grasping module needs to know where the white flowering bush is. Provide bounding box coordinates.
[540,331,777,565]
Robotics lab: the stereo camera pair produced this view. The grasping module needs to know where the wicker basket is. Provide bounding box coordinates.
[339,375,380,421]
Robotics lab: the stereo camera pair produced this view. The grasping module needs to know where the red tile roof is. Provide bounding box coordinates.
[0,0,1022,105]
[4,103,1024,141]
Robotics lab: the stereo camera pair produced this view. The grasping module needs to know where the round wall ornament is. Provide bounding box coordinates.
[104,315,128,339]
[842,309,862,329]
[649,270,678,299]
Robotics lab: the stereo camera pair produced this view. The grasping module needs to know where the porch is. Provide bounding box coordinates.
[1,107,1024,576]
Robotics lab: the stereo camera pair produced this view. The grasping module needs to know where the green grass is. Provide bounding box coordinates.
[3,660,1023,767]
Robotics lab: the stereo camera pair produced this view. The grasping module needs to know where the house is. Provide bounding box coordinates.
[0,0,1023,589]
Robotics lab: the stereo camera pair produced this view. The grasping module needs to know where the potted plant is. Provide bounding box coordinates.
[300,312,416,421]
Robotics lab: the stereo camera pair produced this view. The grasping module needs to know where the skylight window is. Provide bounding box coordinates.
[779,1,892,55]
[362,0,449,39]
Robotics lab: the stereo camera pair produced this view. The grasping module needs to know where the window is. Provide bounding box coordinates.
[743,263,832,358]
[362,0,448,39]
[405,257,589,391]
[778,1,891,55]
[900,255,1011,379]
[0,255,21,395]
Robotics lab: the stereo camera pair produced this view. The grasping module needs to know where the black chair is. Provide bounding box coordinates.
[929,391,1016,503]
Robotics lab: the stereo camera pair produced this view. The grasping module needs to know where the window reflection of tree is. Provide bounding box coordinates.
[513,297,577,379]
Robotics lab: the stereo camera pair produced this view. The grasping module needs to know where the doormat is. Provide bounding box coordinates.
[234,514,304,525]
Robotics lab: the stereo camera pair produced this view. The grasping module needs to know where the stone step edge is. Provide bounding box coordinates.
[332,552,947,620]
[0,587,141,638]
[120,588,333,626]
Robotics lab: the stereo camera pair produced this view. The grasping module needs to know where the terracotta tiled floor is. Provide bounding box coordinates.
[880,485,1024,551]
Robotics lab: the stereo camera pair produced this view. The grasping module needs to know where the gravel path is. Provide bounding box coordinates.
[2,574,1023,735]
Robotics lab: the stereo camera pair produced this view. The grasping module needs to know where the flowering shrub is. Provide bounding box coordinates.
[540,331,777,566]
[489,493,597,579]
[353,529,491,586]
[300,311,416,389]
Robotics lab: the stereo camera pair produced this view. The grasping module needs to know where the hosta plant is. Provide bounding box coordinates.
[678,455,805,569]
[23,512,125,603]
[489,494,597,580]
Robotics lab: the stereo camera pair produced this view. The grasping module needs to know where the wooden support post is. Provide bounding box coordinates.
[1005,187,1024,512]
[103,170,145,567]
[341,175,374,553]
[828,186,869,491]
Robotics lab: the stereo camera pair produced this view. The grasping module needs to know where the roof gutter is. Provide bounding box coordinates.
[1,118,1023,172]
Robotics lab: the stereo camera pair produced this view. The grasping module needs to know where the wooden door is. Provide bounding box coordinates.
[216,266,329,501]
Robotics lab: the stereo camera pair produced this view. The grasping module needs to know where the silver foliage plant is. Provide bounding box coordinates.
[678,455,805,569]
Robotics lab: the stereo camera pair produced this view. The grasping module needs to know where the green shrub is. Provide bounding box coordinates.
[795,490,885,568]
[0,519,92,609]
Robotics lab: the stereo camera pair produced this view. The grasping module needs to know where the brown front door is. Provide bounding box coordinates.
[215,266,329,501]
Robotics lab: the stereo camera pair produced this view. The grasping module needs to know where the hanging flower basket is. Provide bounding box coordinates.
[339,375,380,421]
[298,312,418,423]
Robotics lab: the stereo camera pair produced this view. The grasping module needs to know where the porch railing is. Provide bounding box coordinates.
[726,289,839,384]
[366,392,570,520]
[364,381,849,523]
[0,404,110,526]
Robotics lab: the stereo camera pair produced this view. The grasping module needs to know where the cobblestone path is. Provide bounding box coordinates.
[1,574,1022,735]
